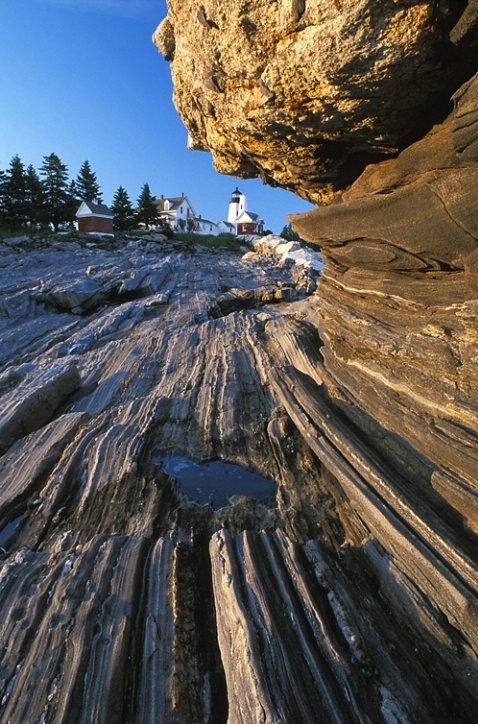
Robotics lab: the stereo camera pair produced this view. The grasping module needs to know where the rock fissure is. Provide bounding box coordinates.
[428,182,478,245]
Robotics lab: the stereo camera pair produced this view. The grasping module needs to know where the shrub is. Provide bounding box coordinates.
[174,232,243,251]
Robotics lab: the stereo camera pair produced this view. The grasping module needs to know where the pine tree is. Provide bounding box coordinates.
[157,216,174,237]
[65,180,81,222]
[25,165,47,229]
[75,160,102,203]
[280,223,300,241]
[3,155,28,232]
[111,186,135,231]
[0,168,6,231]
[69,179,78,201]
[135,183,159,228]
[40,153,75,231]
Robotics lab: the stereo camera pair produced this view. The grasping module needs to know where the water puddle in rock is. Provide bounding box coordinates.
[0,516,22,548]
[159,456,276,508]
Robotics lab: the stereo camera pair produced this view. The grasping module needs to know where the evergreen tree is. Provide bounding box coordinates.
[280,223,300,241]
[40,153,75,231]
[0,168,6,231]
[111,186,135,231]
[69,179,78,201]
[66,180,81,219]
[157,216,174,238]
[25,165,47,229]
[135,183,159,228]
[75,160,102,202]
[3,155,28,232]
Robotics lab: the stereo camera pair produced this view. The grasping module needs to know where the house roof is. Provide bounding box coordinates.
[167,196,186,203]
[156,195,196,215]
[236,210,263,223]
[196,217,217,226]
[164,198,184,210]
[76,200,113,218]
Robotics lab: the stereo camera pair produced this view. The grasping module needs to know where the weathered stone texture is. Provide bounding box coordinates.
[0,233,477,721]
[290,86,478,529]
[155,1,477,203]
[1,2,478,721]
[151,2,478,718]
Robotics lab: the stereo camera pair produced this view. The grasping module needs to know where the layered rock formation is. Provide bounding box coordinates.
[0,224,475,721]
[1,1,478,722]
[154,1,477,720]
[0,235,343,722]
[289,75,478,533]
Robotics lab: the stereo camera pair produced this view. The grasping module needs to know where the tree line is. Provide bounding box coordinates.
[0,153,167,235]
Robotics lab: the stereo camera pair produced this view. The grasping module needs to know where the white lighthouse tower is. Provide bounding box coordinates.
[227,187,247,224]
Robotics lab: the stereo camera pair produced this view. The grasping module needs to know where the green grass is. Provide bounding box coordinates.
[0,226,46,241]
[0,226,246,253]
[174,232,244,251]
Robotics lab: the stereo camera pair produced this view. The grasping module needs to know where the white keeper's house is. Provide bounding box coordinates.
[154,189,265,239]
[155,194,196,230]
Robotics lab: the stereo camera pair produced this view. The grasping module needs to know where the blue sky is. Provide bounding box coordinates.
[0,0,313,232]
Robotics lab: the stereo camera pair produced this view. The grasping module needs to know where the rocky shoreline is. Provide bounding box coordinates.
[1,0,478,720]
[0,230,476,721]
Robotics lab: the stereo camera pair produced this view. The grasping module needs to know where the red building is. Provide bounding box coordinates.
[76,200,114,235]
[236,211,264,237]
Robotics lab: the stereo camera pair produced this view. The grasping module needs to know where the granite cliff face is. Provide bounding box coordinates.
[154,0,478,203]
[0,2,477,723]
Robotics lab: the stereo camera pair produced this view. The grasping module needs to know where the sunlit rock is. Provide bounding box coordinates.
[155,0,477,203]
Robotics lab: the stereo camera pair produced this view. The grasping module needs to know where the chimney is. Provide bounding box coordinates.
[160,194,164,200]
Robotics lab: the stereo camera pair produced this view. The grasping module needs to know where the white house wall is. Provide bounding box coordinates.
[156,193,262,237]
[198,220,219,235]
[217,222,235,234]
[178,199,196,220]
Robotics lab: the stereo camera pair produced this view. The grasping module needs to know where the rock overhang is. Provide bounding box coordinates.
[154,0,478,204]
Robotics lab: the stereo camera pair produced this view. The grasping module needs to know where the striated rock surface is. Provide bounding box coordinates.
[155,0,478,202]
[150,2,478,718]
[1,3,478,722]
[0,226,477,721]
[289,75,478,538]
